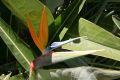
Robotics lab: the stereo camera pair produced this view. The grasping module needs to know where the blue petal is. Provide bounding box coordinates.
[44,36,87,54]
[50,36,87,49]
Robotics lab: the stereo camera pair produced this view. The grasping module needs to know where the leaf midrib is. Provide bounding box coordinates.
[0,26,30,65]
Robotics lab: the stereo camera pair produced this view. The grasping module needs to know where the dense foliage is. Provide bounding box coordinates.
[0,0,120,80]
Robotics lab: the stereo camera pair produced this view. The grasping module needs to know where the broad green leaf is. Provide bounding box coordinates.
[49,0,86,43]
[63,38,120,61]
[2,0,54,34]
[112,15,120,30]
[79,18,120,50]
[62,18,120,62]
[0,17,34,71]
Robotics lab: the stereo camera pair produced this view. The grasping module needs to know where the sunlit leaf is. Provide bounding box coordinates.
[62,18,120,62]
[79,18,120,50]
[2,0,54,35]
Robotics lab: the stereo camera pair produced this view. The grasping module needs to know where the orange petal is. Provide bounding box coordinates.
[38,6,48,50]
[26,16,44,53]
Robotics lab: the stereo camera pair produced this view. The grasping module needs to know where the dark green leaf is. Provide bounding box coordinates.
[0,17,34,71]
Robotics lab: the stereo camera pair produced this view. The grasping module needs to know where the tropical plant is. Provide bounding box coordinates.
[0,0,120,80]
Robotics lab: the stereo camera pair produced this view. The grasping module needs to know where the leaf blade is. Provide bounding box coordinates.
[0,17,34,71]
[79,18,120,50]
[2,0,54,35]
[62,18,120,62]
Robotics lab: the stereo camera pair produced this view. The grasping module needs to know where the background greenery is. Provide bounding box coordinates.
[0,0,120,80]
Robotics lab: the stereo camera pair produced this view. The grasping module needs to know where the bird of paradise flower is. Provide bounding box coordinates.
[26,6,104,76]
